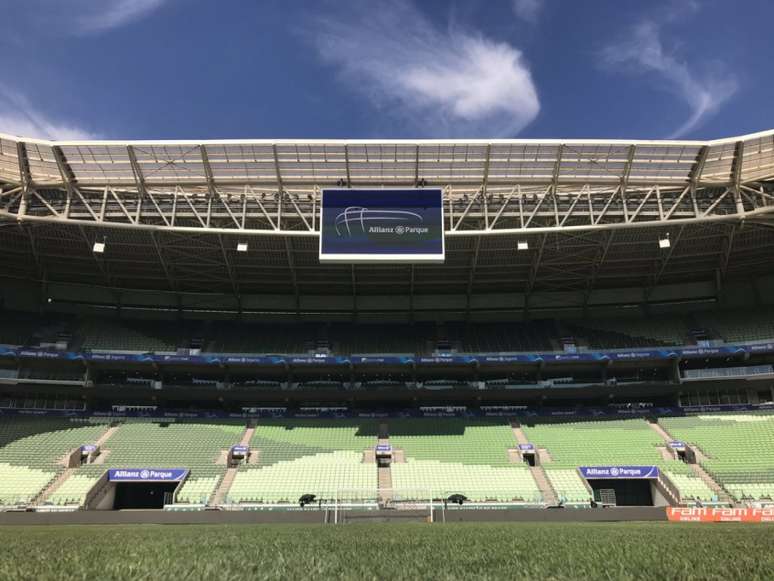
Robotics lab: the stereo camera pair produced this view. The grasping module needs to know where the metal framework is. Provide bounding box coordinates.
[1,130,774,300]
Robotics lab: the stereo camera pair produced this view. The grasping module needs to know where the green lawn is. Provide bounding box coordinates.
[0,522,771,580]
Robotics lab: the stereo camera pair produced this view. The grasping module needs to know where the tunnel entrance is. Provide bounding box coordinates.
[587,479,654,506]
[113,482,178,510]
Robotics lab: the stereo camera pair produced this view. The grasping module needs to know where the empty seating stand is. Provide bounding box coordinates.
[59,420,245,507]
[388,419,541,503]
[0,417,109,506]
[522,419,714,503]
[228,420,378,504]
[660,413,774,502]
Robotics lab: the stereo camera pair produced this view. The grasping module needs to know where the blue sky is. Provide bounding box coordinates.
[0,0,770,141]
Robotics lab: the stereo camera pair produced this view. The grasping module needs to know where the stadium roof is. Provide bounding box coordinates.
[1,130,774,307]
[2,129,774,189]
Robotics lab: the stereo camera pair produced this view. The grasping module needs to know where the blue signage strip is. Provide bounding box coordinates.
[0,342,771,368]
[669,441,687,449]
[231,445,249,454]
[2,402,771,421]
[108,468,189,482]
[518,444,535,451]
[80,444,97,453]
[375,444,392,452]
[579,466,660,479]
[319,189,445,263]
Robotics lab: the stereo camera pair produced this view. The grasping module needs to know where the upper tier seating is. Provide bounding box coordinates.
[522,419,715,503]
[387,419,541,502]
[208,324,315,354]
[566,317,688,349]
[660,414,774,501]
[3,308,774,355]
[228,420,378,503]
[445,321,556,353]
[694,309,774,344]
[78,318,181,352]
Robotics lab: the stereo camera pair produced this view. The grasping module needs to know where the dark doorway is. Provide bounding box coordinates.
[588,479,653,506]
[114,482,178,509]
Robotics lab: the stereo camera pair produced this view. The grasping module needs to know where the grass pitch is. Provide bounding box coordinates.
[0,522,771,580]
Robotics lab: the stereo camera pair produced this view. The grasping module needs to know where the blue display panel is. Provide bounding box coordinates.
[579,466,660,479]
[319,189,445,262]
[108,468,189,482]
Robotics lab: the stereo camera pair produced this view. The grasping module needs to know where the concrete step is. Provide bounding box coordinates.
[510,422,531,445]
[378,466,393,503]
[95,424,120,446]
[647,421,675,443]
[33,467,75,506]
[657,446,676,461]
[690,464,733,504]
[210,468,238,506]
[529,465,558,506]
[239,426,255,446]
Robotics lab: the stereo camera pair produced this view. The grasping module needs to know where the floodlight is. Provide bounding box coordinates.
[93,241,106,254]
[517,241,529,251]
[237,242,248,253]
[658,237,671,249]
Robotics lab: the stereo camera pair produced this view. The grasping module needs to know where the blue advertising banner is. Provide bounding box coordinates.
[375,444,392,453]
[231,445,249,454]
[319,189,445,262]
[0,342,771,369]
[108,468,188,482]
[579,466,660,479]
[518,444,535,451]
[669,441,686,449]
[80,444,98,453]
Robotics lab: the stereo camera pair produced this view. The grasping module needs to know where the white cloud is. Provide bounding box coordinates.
[601,19,737,138]
[74,0,168,34]
[512,0,543,25]
[0,90,98,140]
[310,0,540,137]
[9,0,168,37]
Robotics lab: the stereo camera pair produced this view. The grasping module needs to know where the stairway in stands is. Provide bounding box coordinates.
[511,421,558,505]
[649,419,733,505]
[209,423,254,506]
[377,423,393,503]
[689,464,734,504]
[34,422,119,506]
[529,466,558,505]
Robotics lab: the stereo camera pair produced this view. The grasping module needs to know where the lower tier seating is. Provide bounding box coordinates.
[544,469,590,504]
[229,451,375,503]
[391,460,540,502]
[0,417,110,506]
[522,419,715,503]
[53,420,245,507]
[660,413,774,501]
[47,474,100,506]
[0,463,55,505]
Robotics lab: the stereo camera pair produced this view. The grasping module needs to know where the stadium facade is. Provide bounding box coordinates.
[0,130,773,516]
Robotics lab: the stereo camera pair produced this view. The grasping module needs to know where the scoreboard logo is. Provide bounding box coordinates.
[334,207,427,237]
[320,189,445,263]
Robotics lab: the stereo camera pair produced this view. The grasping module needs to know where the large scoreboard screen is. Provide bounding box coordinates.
[319,189,445,263]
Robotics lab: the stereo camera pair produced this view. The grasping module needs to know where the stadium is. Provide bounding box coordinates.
[1,128,774,577]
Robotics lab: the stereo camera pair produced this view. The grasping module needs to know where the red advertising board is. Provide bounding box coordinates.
[667,507,774,523]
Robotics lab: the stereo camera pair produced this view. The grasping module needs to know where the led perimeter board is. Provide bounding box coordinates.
[319,189,445,263]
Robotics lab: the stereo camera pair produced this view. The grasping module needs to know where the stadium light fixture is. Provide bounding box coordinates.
[93,239,106,254]
[517,241,529,251]
[658,236,671,249]
[237,242,248,253]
